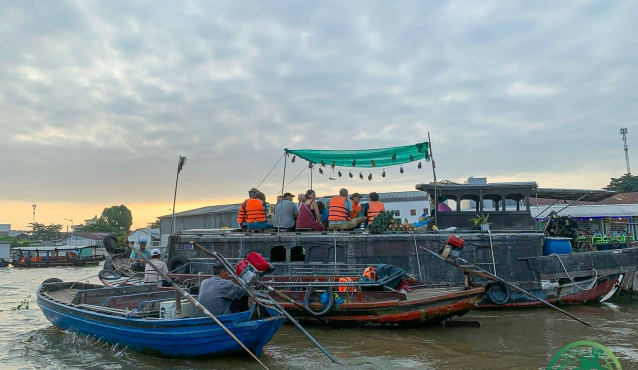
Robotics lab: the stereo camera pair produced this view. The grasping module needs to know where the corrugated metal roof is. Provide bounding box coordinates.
[531,204,638,218]
[320,191,429,203]
[599,192,638,204]
[159,204,240,218]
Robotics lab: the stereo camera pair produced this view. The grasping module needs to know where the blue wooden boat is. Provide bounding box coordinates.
[37,280,286,358]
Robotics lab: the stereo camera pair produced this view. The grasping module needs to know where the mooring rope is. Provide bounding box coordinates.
[550,253,598,290]
[410,232,424,282]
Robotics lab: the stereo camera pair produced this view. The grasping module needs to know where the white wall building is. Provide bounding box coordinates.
[128,228,161,248]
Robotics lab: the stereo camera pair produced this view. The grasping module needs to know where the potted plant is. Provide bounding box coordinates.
[469,214,490,231]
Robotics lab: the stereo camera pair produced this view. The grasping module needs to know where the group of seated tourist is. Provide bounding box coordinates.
[237,187,386,231]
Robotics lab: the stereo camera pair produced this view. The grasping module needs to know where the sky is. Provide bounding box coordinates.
[1,0,637,231]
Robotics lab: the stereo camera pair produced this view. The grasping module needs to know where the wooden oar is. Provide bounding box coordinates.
[187,242,340,364]
[211,250,341,365]
[416,244,593,327]
[125,242,269,370]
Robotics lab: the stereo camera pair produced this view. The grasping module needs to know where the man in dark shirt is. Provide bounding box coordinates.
[197,261,247,317]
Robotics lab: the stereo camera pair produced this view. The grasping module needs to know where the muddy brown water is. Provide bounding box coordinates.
[1,266,636,369]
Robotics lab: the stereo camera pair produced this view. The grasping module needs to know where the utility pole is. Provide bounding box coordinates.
[32,204,36,224]
[621,127,631,174]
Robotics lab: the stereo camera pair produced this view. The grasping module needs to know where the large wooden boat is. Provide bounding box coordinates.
[37,279,285,358]
[11,246,105,267]
[98,263,486,327]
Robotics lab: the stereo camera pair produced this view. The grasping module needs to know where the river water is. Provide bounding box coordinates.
[0,266,636,369]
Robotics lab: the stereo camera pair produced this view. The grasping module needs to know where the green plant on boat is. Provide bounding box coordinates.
[469,214,490,227]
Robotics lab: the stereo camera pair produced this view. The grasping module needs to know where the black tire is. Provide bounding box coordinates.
[303,287,335,316]
[189,285,200,295]
[103,256,115,271]
[167,256,190,274]
[42,278,63,284]
[103,235,120,254]
[486,281,511,305]
[98,269,122,281]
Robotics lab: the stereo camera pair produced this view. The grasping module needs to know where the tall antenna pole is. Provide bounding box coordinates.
[621,127,631,174]
[32,204,36,224]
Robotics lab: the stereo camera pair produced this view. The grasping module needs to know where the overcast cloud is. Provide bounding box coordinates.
[1,1,637,219]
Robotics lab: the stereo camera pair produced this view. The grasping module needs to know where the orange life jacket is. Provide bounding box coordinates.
[338,277,356,292]
[350,202,361,219]
[366,201,385,223]
[20,257,26,263]
[238,199,267,223]
[363,266,376,281]
[328,196,350,221]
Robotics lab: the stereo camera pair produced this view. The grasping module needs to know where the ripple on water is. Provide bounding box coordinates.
[2,266,638,369]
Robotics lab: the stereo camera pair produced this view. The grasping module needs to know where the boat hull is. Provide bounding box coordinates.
[37,288,285,358]
[271,287,485,327]
[479,274,619,308]
[13,260,102,268]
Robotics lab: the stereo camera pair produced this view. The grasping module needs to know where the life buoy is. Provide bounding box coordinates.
[338,277,355,292]
[303,287,335,316]
[486,281,511,305]
[363,266,376,281]
[167,256,190,274]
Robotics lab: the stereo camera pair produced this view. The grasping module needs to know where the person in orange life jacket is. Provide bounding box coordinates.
[349,193,362,219]
[363,192,385,226]
[238,190,273,230]
[328,188,365,230]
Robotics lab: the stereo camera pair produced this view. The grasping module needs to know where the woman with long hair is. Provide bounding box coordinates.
[295,189,325,231]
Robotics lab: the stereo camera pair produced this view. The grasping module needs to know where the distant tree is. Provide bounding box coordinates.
[28,223,63,240]
[77,205,133,233]
[101,205,133,232]
[0,235,19,248]
[604,173,638,193]
[147,218,161,229]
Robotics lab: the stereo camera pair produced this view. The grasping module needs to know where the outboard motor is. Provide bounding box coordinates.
[439,235,465,259]
[235,252,274,285]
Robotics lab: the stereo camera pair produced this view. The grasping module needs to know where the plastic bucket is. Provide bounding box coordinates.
[543,237,572,255]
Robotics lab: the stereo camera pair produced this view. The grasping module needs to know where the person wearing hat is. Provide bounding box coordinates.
[349,193,362,219]
[270,192,298,231]
[143,248,168,284]
[197,260,247,317]
[129,237,152,272]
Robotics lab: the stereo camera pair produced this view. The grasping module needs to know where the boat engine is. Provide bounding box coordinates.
[235,252,274,285]
[440,235,465,259]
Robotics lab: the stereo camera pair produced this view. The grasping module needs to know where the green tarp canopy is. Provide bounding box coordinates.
[285,142,430,168]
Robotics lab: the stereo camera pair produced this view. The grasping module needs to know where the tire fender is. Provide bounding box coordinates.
[167,256,191,274]
[303,287,335,316]
[486,281,511,305]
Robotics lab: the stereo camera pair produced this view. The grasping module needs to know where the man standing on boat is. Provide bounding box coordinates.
[328,188,364,230]
[197,260,247,317]
[129,237,151,272]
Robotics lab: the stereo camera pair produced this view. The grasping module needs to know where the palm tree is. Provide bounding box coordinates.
[171,156,187,233]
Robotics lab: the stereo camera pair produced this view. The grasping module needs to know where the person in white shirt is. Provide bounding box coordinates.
[144,248,169,284]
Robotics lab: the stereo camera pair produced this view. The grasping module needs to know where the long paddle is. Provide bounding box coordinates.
[125,242,269,370]
[188,242,340,364]
[416,244,593,327]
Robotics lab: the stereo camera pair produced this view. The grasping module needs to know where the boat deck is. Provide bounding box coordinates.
[47,288,78,304]
[406,286,465,300]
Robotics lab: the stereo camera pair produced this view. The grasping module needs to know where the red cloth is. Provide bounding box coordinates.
[296,201,325,231]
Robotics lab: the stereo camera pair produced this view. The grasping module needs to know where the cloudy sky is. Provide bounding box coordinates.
[1,0,637,230]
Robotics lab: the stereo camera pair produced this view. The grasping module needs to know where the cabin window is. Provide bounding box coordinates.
[410,209,416,216]
[270,246,286,262]
[394,210,401,216]
[290,246,305,262]
[423,208,429,216]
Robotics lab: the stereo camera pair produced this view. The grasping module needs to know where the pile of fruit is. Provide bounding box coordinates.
[368,210,428,233]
